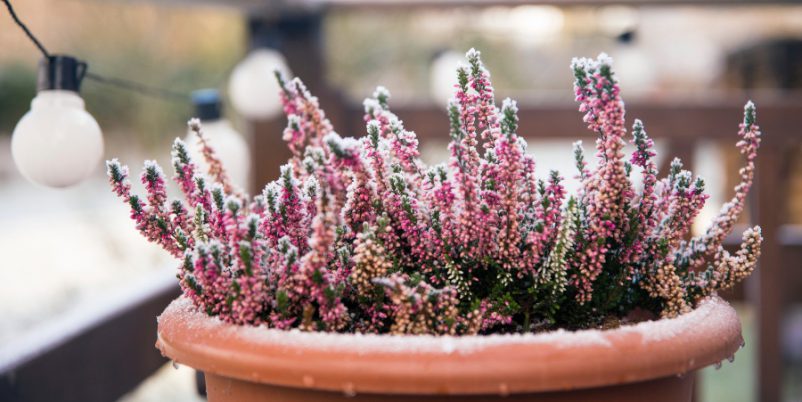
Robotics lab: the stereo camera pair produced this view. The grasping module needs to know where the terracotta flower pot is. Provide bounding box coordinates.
[156,296,743,402]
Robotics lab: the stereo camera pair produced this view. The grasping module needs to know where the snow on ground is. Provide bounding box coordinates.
[0,145,174,345]
[118,363,204,402]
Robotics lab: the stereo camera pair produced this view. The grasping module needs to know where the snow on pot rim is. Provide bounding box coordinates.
[156,295,742,396]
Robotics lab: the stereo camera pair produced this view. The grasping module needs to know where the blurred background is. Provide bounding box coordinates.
[0,0,801,401]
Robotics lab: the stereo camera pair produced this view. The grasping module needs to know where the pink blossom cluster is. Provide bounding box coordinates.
[108,50,762,333]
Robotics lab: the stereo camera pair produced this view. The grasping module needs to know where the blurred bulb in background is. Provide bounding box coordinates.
[11,56,103,188]
[429,50,464,109]
[186,89,251,190]
[508,6,564,46]
[228,48,291,120]
[611,47,656,96]
[478,6,564,47]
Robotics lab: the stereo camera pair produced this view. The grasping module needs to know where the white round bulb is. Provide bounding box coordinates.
[185,119,251,190]
[429,50,465,109]
[228,48,292,120]
[11,90,103,188]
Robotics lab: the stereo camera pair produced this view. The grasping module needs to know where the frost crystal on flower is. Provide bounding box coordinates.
[108,51,762,333]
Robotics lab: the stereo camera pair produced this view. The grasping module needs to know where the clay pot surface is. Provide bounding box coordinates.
[156,296,743,402]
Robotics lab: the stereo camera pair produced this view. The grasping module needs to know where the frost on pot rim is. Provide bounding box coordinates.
[156,295,743,400]
[107,49,762,335]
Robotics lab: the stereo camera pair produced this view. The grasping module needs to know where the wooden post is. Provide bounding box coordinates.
[0,273,180,402]
[247,11,351,192]
[659,138,696,180]
[750,140,786,402]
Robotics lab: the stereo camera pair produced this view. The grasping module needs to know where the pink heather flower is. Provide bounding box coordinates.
[491,98,525,269]
[107,159,131,198]
[191,241,234,318]
[521,170,569,276]
[622,119,658,268]
[291,190,349,331]
[657,172,709,253]
[364,120,390,197]
[384,173,428,264]
[326,133,376,234]
[283,114,305,174]
[108,50,762,333]
[188,118,239,196]
[107,159,182,258]
[466,48,500,146]
[279,165,309,250]
[569,54,634,303]
[141,161,167,213]
[275,71,300,116]
[427,164,458,259]
[171,138,209,212]
[449,100,483,260]
[477,299,514,332]
[170,199,195,250]
[276,75,336,182]
[388,121,423,180]
[364,88,423,180]
[679,101,761,270]
[374,273,460,335]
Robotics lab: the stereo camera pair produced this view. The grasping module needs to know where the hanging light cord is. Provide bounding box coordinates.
[2,0,190,102]
[2,0,50,58]
[82,72,189,101]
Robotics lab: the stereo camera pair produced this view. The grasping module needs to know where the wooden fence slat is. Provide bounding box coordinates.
[0,271,181,402]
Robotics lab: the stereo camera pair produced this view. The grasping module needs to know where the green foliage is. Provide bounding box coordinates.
[0,64,36,134]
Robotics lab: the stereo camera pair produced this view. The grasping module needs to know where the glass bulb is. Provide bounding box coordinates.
[185,119,251,190]
[228,48,291,120]
[11,90,103,188]
[429,50,464,109]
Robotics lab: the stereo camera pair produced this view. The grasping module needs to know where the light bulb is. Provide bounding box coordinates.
[508,6,564,46]
[228,48,291,120]
[429,50,464,109]
[187,89,251,190]
[611,48,656,97]
[11,56,103,188]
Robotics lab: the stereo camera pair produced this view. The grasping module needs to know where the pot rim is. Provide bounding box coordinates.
[156,296,742,396]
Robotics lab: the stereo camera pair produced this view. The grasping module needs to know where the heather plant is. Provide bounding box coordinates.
[107,50,762,334]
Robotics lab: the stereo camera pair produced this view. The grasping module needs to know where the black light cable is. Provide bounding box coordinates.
[1,0,50,58]
[2,0,192,103]
[83,71,189,102]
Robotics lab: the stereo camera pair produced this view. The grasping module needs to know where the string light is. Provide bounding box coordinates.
[429,49,463,109]
[12,56,103,188]
[228,48,291,120]
[2,0,288,188]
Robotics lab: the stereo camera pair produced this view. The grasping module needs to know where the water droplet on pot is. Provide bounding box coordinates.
[727,355,735,363]
[714,361,722,370]
[498,383,509,397]
[302,375,315,387]
[343,382,356,397]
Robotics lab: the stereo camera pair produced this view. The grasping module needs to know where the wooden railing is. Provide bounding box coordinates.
[0,271,180,402]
